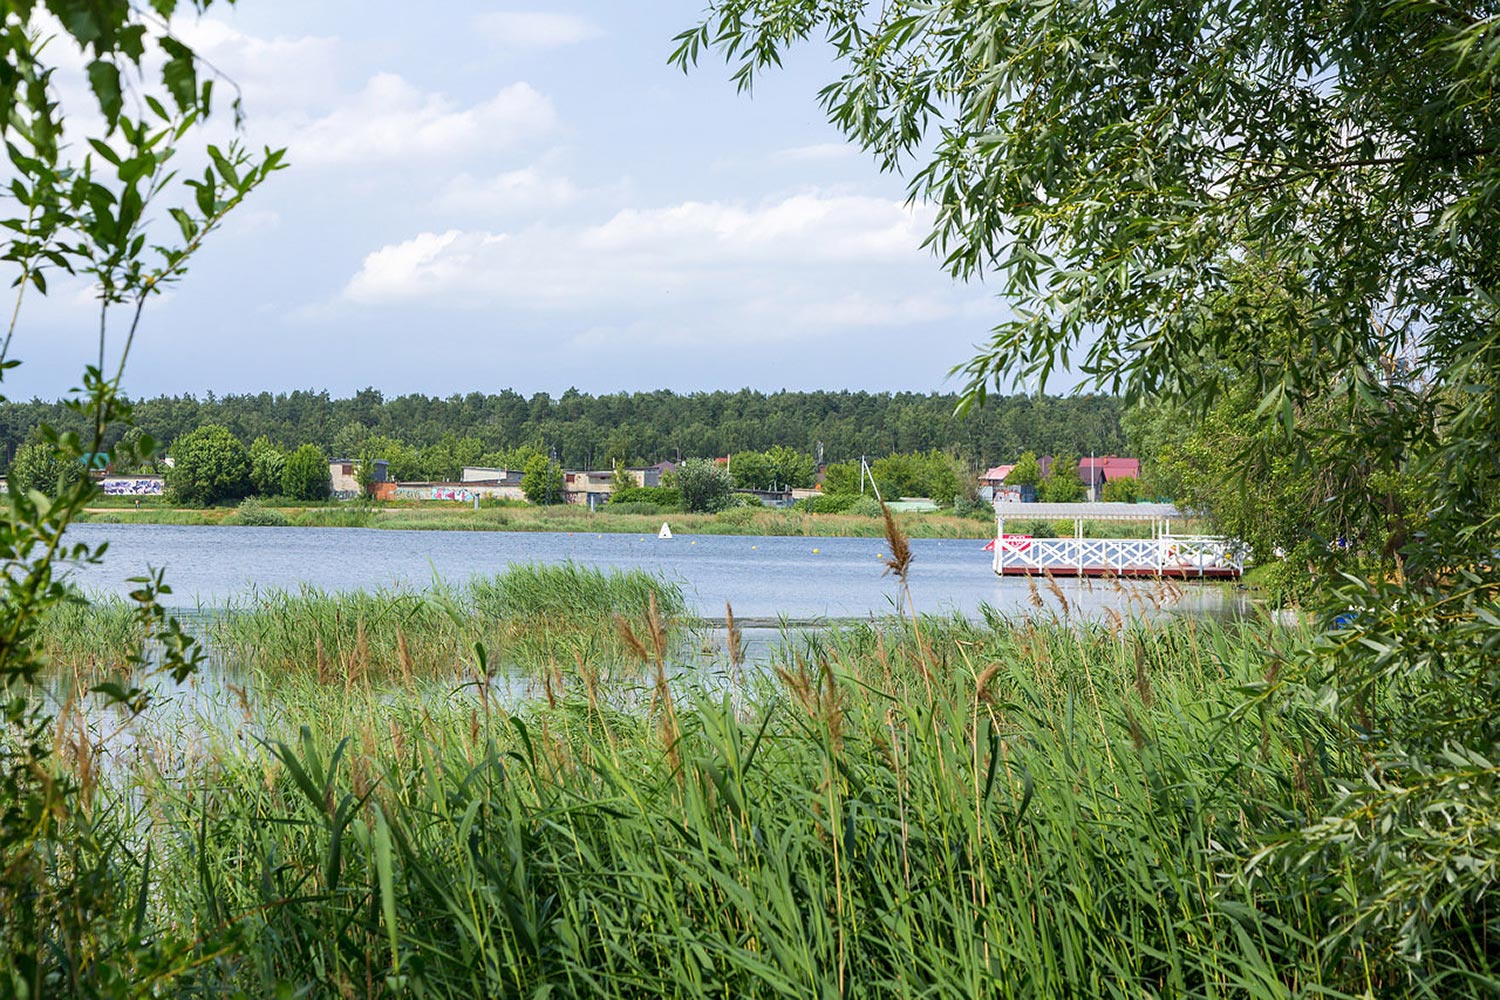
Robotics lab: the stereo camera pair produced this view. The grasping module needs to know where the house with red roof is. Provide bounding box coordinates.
[1078,456,1141,501]
[979,464,1015,488]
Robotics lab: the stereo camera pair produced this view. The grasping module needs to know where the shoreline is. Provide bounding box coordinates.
[77,502,999,539]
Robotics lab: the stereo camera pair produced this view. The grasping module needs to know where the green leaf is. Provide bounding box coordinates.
[86,60,123,127]
[374,807,400,973]
[168,207,198,242]
[158,36,199,113]
[87,138,121,167]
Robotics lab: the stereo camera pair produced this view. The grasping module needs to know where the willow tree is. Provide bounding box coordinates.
[675,1,1500,985]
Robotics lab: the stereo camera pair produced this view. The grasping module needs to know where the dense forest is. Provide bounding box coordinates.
[0,388,1125,473]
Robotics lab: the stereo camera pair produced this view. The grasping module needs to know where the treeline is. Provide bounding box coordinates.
[0,388,1124,474]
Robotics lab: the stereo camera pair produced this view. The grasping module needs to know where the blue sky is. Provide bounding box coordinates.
[13,2,1010,400]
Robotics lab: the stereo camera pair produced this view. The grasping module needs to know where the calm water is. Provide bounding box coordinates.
[60,523,1247,621]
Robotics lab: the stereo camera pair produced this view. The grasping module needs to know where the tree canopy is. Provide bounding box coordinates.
[0,389,1127,478]
[678,0,1500,982]
[280,444,330,501]
[166,424,251,505]
[520,455,564,506]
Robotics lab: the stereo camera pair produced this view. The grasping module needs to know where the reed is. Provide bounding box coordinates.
[31,596,144,679]
[60,605,1431,998]
[206,564,687,683]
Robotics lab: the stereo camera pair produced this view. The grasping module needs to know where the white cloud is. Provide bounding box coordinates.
[172,19,343,117]
[434,167,580,216]
[475,12,603,48]
[287,75,555,167]
[580,194,930,261]
[341,191,979,341]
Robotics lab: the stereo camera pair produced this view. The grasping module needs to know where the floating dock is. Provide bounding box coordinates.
[993,502,1244,580]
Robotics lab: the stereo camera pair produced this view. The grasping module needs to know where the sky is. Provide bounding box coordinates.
[11,2,1015,401]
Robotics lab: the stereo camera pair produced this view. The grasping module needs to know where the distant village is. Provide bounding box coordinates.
[35,453,1146,508]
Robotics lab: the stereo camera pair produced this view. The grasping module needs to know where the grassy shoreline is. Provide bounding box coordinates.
[79,500,1000,538]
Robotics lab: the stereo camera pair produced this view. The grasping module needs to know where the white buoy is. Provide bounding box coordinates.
[658,522,673,539]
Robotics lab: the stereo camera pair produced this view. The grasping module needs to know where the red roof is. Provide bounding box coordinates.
[980,464,1014,484]
[1078,456,1140,479]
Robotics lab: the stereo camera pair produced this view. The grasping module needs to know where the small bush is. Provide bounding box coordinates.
[846,495,884,517]
[291,506,374,528]
[714,506,759,526]
[671,459,734,512]
[603,501,666,516]
[724,492,765,509]
[1101,476,1144,503]
[795,493,859,514]
[952,494,991,518]
[610,486,682,510]
[234,497,289,527]
[1018,519,1055,538]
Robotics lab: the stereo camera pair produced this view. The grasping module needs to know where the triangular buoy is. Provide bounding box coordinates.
[658,522,673,539]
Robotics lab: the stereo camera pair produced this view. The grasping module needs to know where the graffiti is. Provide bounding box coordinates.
[392,486,477,502]
[101,477,164,496]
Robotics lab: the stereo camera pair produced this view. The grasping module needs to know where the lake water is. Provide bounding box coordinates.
[61,524,1248,621]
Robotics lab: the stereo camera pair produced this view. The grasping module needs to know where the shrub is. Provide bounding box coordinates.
[521,455,565,505]
[603,501,667,516]
[714,506,759,526]
[674,458,734,513]
[7,437,84,495]
[610,486,683,510]
[952,494,991,518]
[846,495,884,517]
[1101,476,1144,503]
[724,492,764,509]
[234,497,289,527]
[795,493,859,514]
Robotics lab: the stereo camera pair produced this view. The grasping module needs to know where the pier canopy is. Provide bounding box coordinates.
[993,501,1183,521]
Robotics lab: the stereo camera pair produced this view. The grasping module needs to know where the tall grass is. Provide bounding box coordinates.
[31,596,143,678]
[468,561,684,623]
[207,563,686,682]
[77,607,1421,998]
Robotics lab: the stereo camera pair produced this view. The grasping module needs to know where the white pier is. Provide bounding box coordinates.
[993,502,1244,579]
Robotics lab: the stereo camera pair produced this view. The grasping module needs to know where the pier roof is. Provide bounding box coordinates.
[993,501,1183,520]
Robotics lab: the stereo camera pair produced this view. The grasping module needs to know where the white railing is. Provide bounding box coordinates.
[993,533,1243,576]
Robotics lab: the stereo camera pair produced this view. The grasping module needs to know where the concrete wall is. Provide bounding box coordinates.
[329,462,360,495]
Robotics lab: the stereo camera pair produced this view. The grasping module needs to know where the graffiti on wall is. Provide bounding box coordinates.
[392,486,479,502]
[101,477,164,496]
